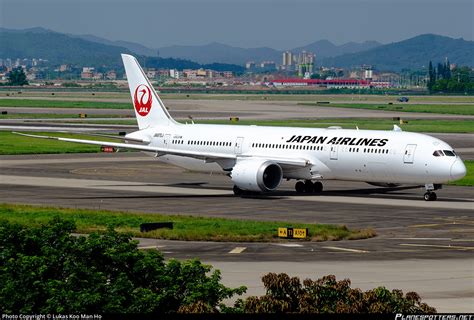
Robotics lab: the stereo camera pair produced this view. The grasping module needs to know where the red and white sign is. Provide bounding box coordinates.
[133,84,152,116]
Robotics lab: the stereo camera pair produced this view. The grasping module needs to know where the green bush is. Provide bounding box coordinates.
[0,218,245,313]
[235,273,436,314]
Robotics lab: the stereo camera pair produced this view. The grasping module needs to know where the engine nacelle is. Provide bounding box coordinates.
[231,159,283,192]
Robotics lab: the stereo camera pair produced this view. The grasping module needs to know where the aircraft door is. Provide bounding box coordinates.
[330,145,338,160]
[234,137,244,154]
[403,144,417,164]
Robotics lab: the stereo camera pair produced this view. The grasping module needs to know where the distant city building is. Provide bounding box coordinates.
[106,70,117,80]
[196,69,207,78]
[282,51,293,66]
[245,61,256,70]
[364,69,373,80]
[145,69,157,79]
[92,73,103,80]
[260,61,276,72]
[81,67,95,79]
[222,71,233,78]
[271,78,375,89]
[59,64,69,72]
[169,69,181,79]
[297,51,315,77]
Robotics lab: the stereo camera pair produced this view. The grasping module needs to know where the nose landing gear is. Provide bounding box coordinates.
[424,191,437,201]
[423,183,441,201]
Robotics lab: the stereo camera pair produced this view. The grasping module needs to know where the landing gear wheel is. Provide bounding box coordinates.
[295,181,305,193]
[304,180,314,193]
[233,185,243,196]
[424,192,437,201]
[313,181,323,193]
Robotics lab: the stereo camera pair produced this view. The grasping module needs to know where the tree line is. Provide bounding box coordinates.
[428,59,473,93]
[0,219,436,314]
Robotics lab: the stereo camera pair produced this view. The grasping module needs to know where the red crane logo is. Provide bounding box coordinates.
[133,84,152,116]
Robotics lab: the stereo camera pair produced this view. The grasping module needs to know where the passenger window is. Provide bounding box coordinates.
[443,150,455,157]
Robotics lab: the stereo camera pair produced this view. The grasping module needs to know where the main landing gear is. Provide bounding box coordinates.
[295,180,323,194]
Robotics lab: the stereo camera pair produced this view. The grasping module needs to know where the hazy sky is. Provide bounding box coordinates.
[1,0,472,49]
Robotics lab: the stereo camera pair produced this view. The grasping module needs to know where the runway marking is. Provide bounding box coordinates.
[287,195,474,211]
[389,237,452,241]
[323,246,369,253]
[399,243,474,250]
[409,223,447,228]
[273,243,303,247]
[138,245,160,250]
[228,247,247,254]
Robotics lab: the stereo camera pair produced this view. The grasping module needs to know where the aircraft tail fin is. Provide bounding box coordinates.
[121,54,177,129]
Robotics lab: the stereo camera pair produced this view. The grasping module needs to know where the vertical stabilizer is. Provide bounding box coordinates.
[121,54,177,129]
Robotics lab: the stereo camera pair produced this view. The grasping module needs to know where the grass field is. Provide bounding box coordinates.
[0,99,130,109]
[0,113,130,119]
[450,160,474,187]
[299,102,474,115]
[0,203,375,242]
[0,131,116,155]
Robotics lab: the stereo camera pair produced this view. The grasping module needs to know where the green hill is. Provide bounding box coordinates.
[321,34,474,71]
[0,28,244,72]
[0,28,130,68]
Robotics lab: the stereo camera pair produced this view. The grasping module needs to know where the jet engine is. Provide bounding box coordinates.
[231,159,283,192]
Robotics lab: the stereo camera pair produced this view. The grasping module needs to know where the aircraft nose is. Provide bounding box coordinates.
[450,160,467,180]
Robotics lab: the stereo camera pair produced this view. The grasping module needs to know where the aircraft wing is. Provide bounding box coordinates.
[13,132,236,161]
[13,132,312,168]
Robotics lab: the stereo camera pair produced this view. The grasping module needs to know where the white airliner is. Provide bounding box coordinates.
[17,54,467,201]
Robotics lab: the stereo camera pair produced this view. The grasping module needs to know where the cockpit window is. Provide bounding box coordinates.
[433,150,444,157]
[443,150,455,157]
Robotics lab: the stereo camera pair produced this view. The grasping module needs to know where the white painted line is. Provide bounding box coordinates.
[323,246,369,253]
[389,237,452,241]
[273,243,303,248]
[138,245,159,250]
[399,243,474,250]
[228,247,247,254]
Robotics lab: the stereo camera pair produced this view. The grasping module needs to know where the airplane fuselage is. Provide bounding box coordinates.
[131,123,466,185]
